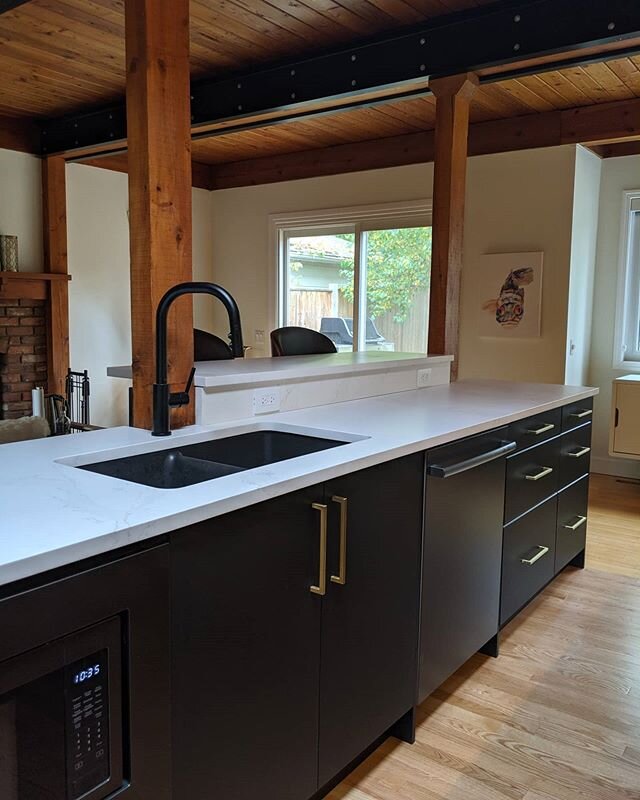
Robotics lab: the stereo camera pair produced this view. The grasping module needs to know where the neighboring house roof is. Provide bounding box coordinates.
[289,235,354,262]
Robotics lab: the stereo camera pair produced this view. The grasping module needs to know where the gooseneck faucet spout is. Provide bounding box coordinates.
[152,281,244,436]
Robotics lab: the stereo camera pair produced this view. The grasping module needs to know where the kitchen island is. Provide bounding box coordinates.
[0,379,597,800]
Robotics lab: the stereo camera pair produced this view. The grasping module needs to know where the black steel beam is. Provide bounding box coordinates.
[40,0,640,156]
[0,0,33,13]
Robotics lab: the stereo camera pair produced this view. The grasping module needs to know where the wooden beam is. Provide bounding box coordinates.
[208,95,640,189]
[588,140,640,159]
[125,0,194,430]
[0,115,40,154]
[75,152,215,190]
[42,156,70,395]
[428,73,478,373]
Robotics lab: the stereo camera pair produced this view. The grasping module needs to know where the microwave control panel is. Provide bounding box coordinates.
[65,650,110,799]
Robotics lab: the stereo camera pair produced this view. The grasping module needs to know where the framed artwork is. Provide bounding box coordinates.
[474,251,544,338]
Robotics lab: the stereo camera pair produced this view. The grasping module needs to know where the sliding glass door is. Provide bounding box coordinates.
[278,205,432,354]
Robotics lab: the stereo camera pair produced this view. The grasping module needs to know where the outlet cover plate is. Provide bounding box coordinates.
[253,386,281,414]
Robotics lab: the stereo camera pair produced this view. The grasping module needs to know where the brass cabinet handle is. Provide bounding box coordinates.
[310,503,328,596]
[330,496,348,586]
[525,466,554,481]
[521,545,550,565]
[526,423,555,436]
[568,446,591,459]
[564,515,587,531]
[570,409,592,419]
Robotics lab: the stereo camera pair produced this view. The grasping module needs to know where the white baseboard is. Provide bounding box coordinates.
[591,455,640,479]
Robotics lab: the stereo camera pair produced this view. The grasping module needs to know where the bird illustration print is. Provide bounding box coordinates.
[482,267,535,328]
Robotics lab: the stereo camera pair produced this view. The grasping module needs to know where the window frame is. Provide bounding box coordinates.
[614,191,640,370]
[269,200,433,352]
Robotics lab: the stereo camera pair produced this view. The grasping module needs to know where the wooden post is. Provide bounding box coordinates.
[125,0,194,430]
[428,73,478,375]
[42,155,70,396]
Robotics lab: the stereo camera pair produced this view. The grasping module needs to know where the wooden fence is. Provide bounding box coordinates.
[289,288,429,352]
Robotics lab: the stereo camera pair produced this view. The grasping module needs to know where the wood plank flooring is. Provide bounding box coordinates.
[327,473,640,800]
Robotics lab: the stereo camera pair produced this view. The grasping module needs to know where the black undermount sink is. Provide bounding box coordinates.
[79,430,348,489]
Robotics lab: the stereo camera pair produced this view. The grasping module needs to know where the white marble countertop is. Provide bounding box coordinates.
[0,379,596,588]
[108,352,453,389]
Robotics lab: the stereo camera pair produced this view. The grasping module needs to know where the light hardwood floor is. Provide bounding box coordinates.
[328,473,640,800]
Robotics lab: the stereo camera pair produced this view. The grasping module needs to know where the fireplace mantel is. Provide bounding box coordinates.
[0,272,71,301]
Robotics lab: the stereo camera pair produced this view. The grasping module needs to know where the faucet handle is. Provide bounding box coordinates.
[169,366,196,408]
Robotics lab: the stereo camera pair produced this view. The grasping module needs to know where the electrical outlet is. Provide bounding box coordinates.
[254,329,265,345]
[417,368,432,388]
[253,386,281,414]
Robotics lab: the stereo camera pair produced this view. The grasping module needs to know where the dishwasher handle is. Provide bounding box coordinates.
[427,440,517,479]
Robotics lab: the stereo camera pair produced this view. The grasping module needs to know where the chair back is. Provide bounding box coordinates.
[194,328,233,360]
[270,327,338,357]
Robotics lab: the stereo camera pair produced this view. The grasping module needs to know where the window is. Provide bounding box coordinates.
[614,192,640,368]
[272,201,432,353]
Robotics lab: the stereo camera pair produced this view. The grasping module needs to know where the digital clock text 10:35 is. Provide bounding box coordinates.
[73,664,101,685]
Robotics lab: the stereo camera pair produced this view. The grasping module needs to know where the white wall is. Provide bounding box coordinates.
[460,147,577,383]
[588,155,640,479]
[565,146,602,387]
[67,163,214,427]
[0,148,43,272]
[210,146,580,383]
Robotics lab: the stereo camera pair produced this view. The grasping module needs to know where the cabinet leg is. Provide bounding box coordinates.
[569,549,586,569]
[390,707,416,744]
[479,632,500,658]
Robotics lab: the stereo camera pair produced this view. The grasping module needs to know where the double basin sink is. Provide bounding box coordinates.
[79,429,351,489]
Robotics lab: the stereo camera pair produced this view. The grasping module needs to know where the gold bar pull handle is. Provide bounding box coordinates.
[568,446,591,459]
[310,503,328,596]
[331,496,348,586]
[525,466,554,482]
[526,423,555,436]
[521,545,550,566]
[564,515,587,531]
[570,409,592,419]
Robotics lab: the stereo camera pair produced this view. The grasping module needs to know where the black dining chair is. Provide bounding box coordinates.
[270,326,338,357]
[194,328,234,360]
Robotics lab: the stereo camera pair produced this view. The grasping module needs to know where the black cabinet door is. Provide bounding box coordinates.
[171,488,323,800]
[420,433,506,702]
[318,455,424,787]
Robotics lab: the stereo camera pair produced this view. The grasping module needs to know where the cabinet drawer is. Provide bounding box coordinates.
[508,408,562,453]
[556,476,588,573]
[505,438,559,523]
[559,424,592,489]
[501,497,557,626]
[561,398,593,431]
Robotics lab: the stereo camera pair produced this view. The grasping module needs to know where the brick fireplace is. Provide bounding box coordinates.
[0,298,49,419]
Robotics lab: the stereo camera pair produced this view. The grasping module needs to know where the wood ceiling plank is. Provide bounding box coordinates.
[584,61,636,100]
[489,77,557,113]
[474,82,539,117]
[557,65,611,104]
[292,0,383,36]
[606,58,640,96]
[353,0,423,25]
[511,74,570,109]
[534,70,593,107]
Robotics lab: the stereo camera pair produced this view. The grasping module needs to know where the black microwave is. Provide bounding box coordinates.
[0,616,124,800]
[0,544,172,800]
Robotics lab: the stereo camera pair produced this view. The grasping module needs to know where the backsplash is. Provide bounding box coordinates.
[0,299,48,419]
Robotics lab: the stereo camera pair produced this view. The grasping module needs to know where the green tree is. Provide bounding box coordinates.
[338,227,431,323]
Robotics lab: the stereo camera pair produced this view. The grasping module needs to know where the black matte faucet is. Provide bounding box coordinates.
[152,282,244,436]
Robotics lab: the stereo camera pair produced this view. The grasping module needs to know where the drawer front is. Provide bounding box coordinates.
[501,497,557,626]
[505,438,560,523]
[561,398,593,431]
[559,424,592,489]
[556,476,589,573]
[508,408,562,453]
